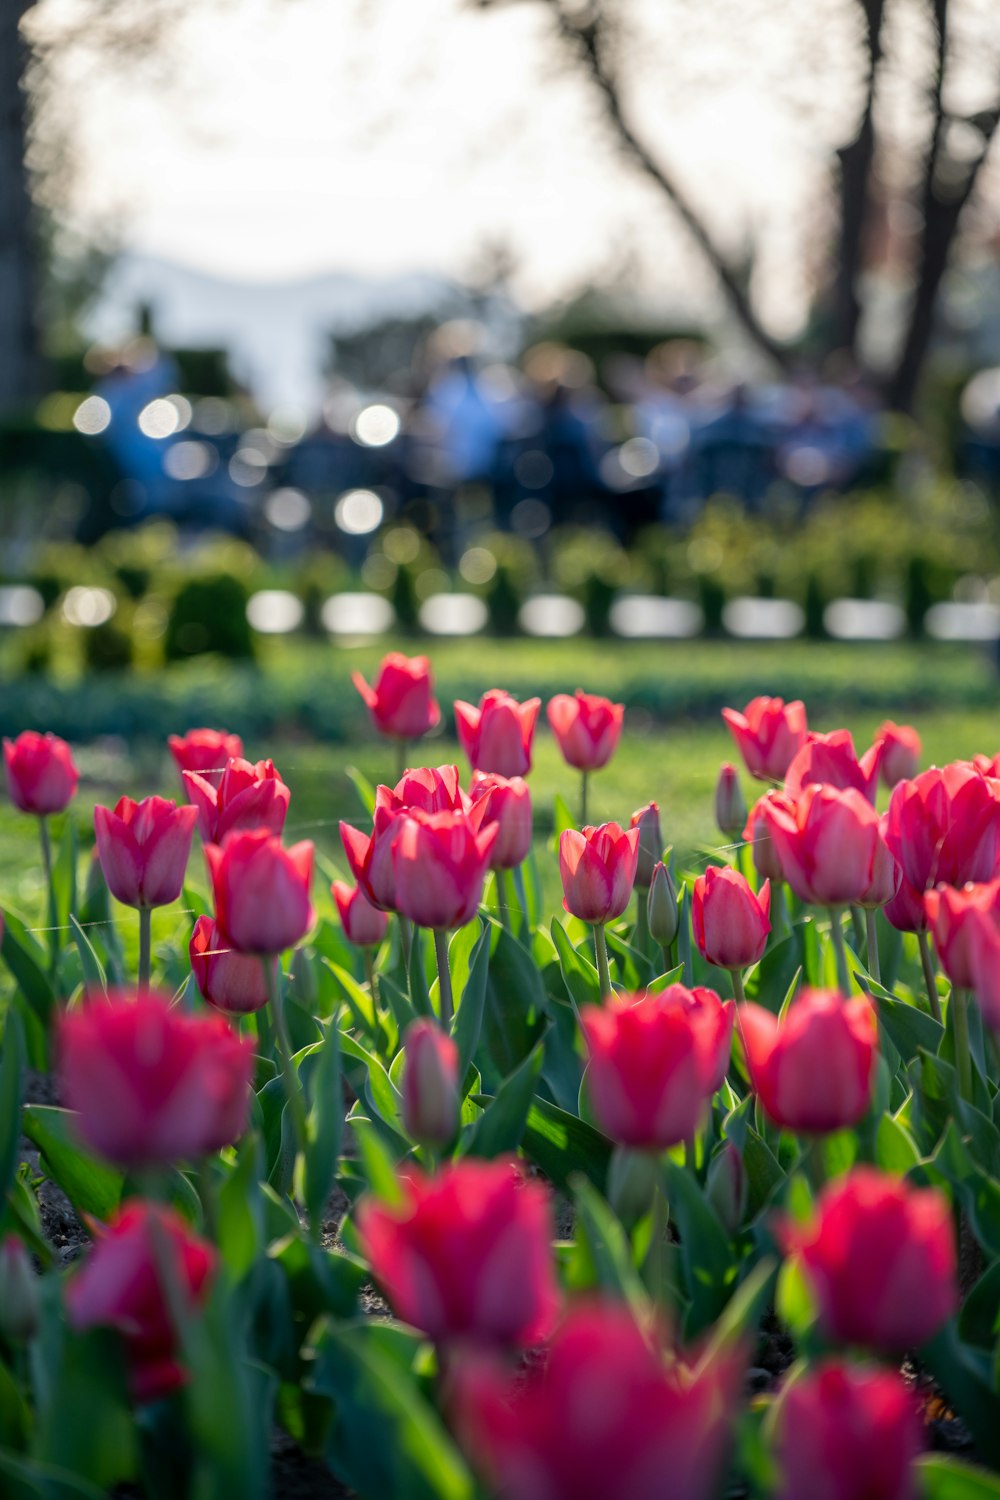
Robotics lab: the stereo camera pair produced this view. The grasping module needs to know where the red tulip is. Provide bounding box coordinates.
[766,783,880,907]
[875,721,921,788]
[883,870,929,934]
[59,989,254,1167]
[744,792,790,884]
[883,763,1000,893]
[455,1301,744,1500]
[381,763,467,815]
[715,763,747,839]
[773,1362,922,1500]
[924,878,1000,989]
[784,729,882,805]
[974,751,1000,778]
[359,1158,558,1347]
[67,1202,216,1404]
[721,696,807,782]
[454,689,540,777]
[467,772,532,869]
[738,988,877,1132]
[546,690,624,772]
[182,756,290,845]
[402,1018,460,1145]
[331,878,389,947]
[693,866,770,970]
[559,822,640,925]
[392,809,498,930]
[785,1167,957,1352]
[581,988,733,1149]
[189,914,273,1013]
[339,766,467,914]
[351,652,440,740]
[206,829,314,954]
[859,830,902,909]
[3,731,79,815]
[630,802,662,888]
[93,796,199,910]
[167,728,243,790]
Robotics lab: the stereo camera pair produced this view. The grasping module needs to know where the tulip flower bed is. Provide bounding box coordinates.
[6,660,1000,1498]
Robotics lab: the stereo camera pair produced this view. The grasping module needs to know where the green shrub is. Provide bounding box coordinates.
[164,573,255,661]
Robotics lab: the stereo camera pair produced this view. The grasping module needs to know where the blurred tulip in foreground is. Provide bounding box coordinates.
[352,652,440,741]
[924,878,1000,990]
[772,1361,922,1500]
[786,1167,957,1352]
[3,731,79,815]
[739,988,877,1133]
[67,1202,216,1404]
[359,1158,557,1348]
[94,796,199,910]
[60,989,254,1168]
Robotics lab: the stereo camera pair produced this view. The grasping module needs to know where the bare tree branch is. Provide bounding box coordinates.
[830,0,886,357]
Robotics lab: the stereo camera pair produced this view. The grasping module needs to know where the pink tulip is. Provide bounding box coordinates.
[60,989,254,1167]
[773,1362,922,1500]
[859,830,902,910]
[94,796,199,909]
[559,822,640,925]
[883,762,1000,892]
[738,988,877,1133]
[206,829,314,955]
[692,865,770,970]
[351,652,440,740]
[189,914,273,1013]
[883,869,930,934]
[359,1158,558,1347]
[454,689,540,777]
[743,792,790,884]
[3,731,79,815]
[721,696,807,782]
[402,1018,460,1145]
[467,772,532,870]
[67,1201,216,1404]
[784,728,882,805]
[630,802,662,888]
[339,766,467,913]
[786,1167,957,1351]
[875,720,921,788]
[766,783,880,907]
[546,690,624,772]
[924,878,1000,989]
[167,728,243,790]
[581,988,732,1149]
[331,879,389,948]
[455,1301,745,1500]
[182,756,290,845]
[392,809,498,930]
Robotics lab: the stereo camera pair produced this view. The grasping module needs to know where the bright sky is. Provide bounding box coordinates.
[33,0,867,335]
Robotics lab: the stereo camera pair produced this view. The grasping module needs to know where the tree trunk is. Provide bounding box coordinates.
[0,0,44,420]
[830,0,885,357]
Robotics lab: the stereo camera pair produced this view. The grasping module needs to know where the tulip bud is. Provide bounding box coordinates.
[630,802,662,889]
[402,1019,460,1145]
[715,764,747,841]
[647,861,679,948]
[705,1144,747,1236]
[0,1236,39,1343]
[607,1145,660,1228]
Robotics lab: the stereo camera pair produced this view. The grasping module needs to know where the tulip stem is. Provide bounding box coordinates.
[364,948,380,1014]
[138,907,152,992]
[635,895,650,958]
[804,1137,826,1194]
[952,987,973,1102]
[828,909,850,994]
[594,923,612,999]
[433,930,454,1030]
[198,1158,218,1242]
[865,908,881,986]
[729,968,746,1004]
[512,863,529,934]
[918,932,943,1024]
[496,868,512,932]
[38,817,59,976]
[661,941,676,975]
[580,771,589,828]
[398,914,413,973]
[262,958,310,1202]
[649,1181,670,1309]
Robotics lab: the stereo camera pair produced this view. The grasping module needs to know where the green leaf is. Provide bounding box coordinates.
[479,926,548,1089]
[875,1112,920,1174]
[1,909,56,1036]
[305,1020,343,1231]
[450,920,490,1079]
[345,765,378,817]
[551,919,601,1009]
[570,1174,650,1318]
[867,981,944,1063]
[0,1450,111,1500]
[917,1456,1000,1498]
[378,972,418,1037]
[408,930,432,1020]
[51,819,78,942]
[745,931,802,1014]
[775,1256,817,1340]
[553,793,577,836]
[217,1135,265,1282]
[604,928,655,990]
[349,1118,405,1203]
[959,1260,1000,1350]
[662,1159,738,1336]
[464,1042,544,1159]
[340,1032,403,1133]
[314,1322,475,1500]
[68,915,106,995]
[21,1106,122,1221]
[521,1097,613,1194]
[921,1324,1000,1469]
[0,1011,25,1206]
